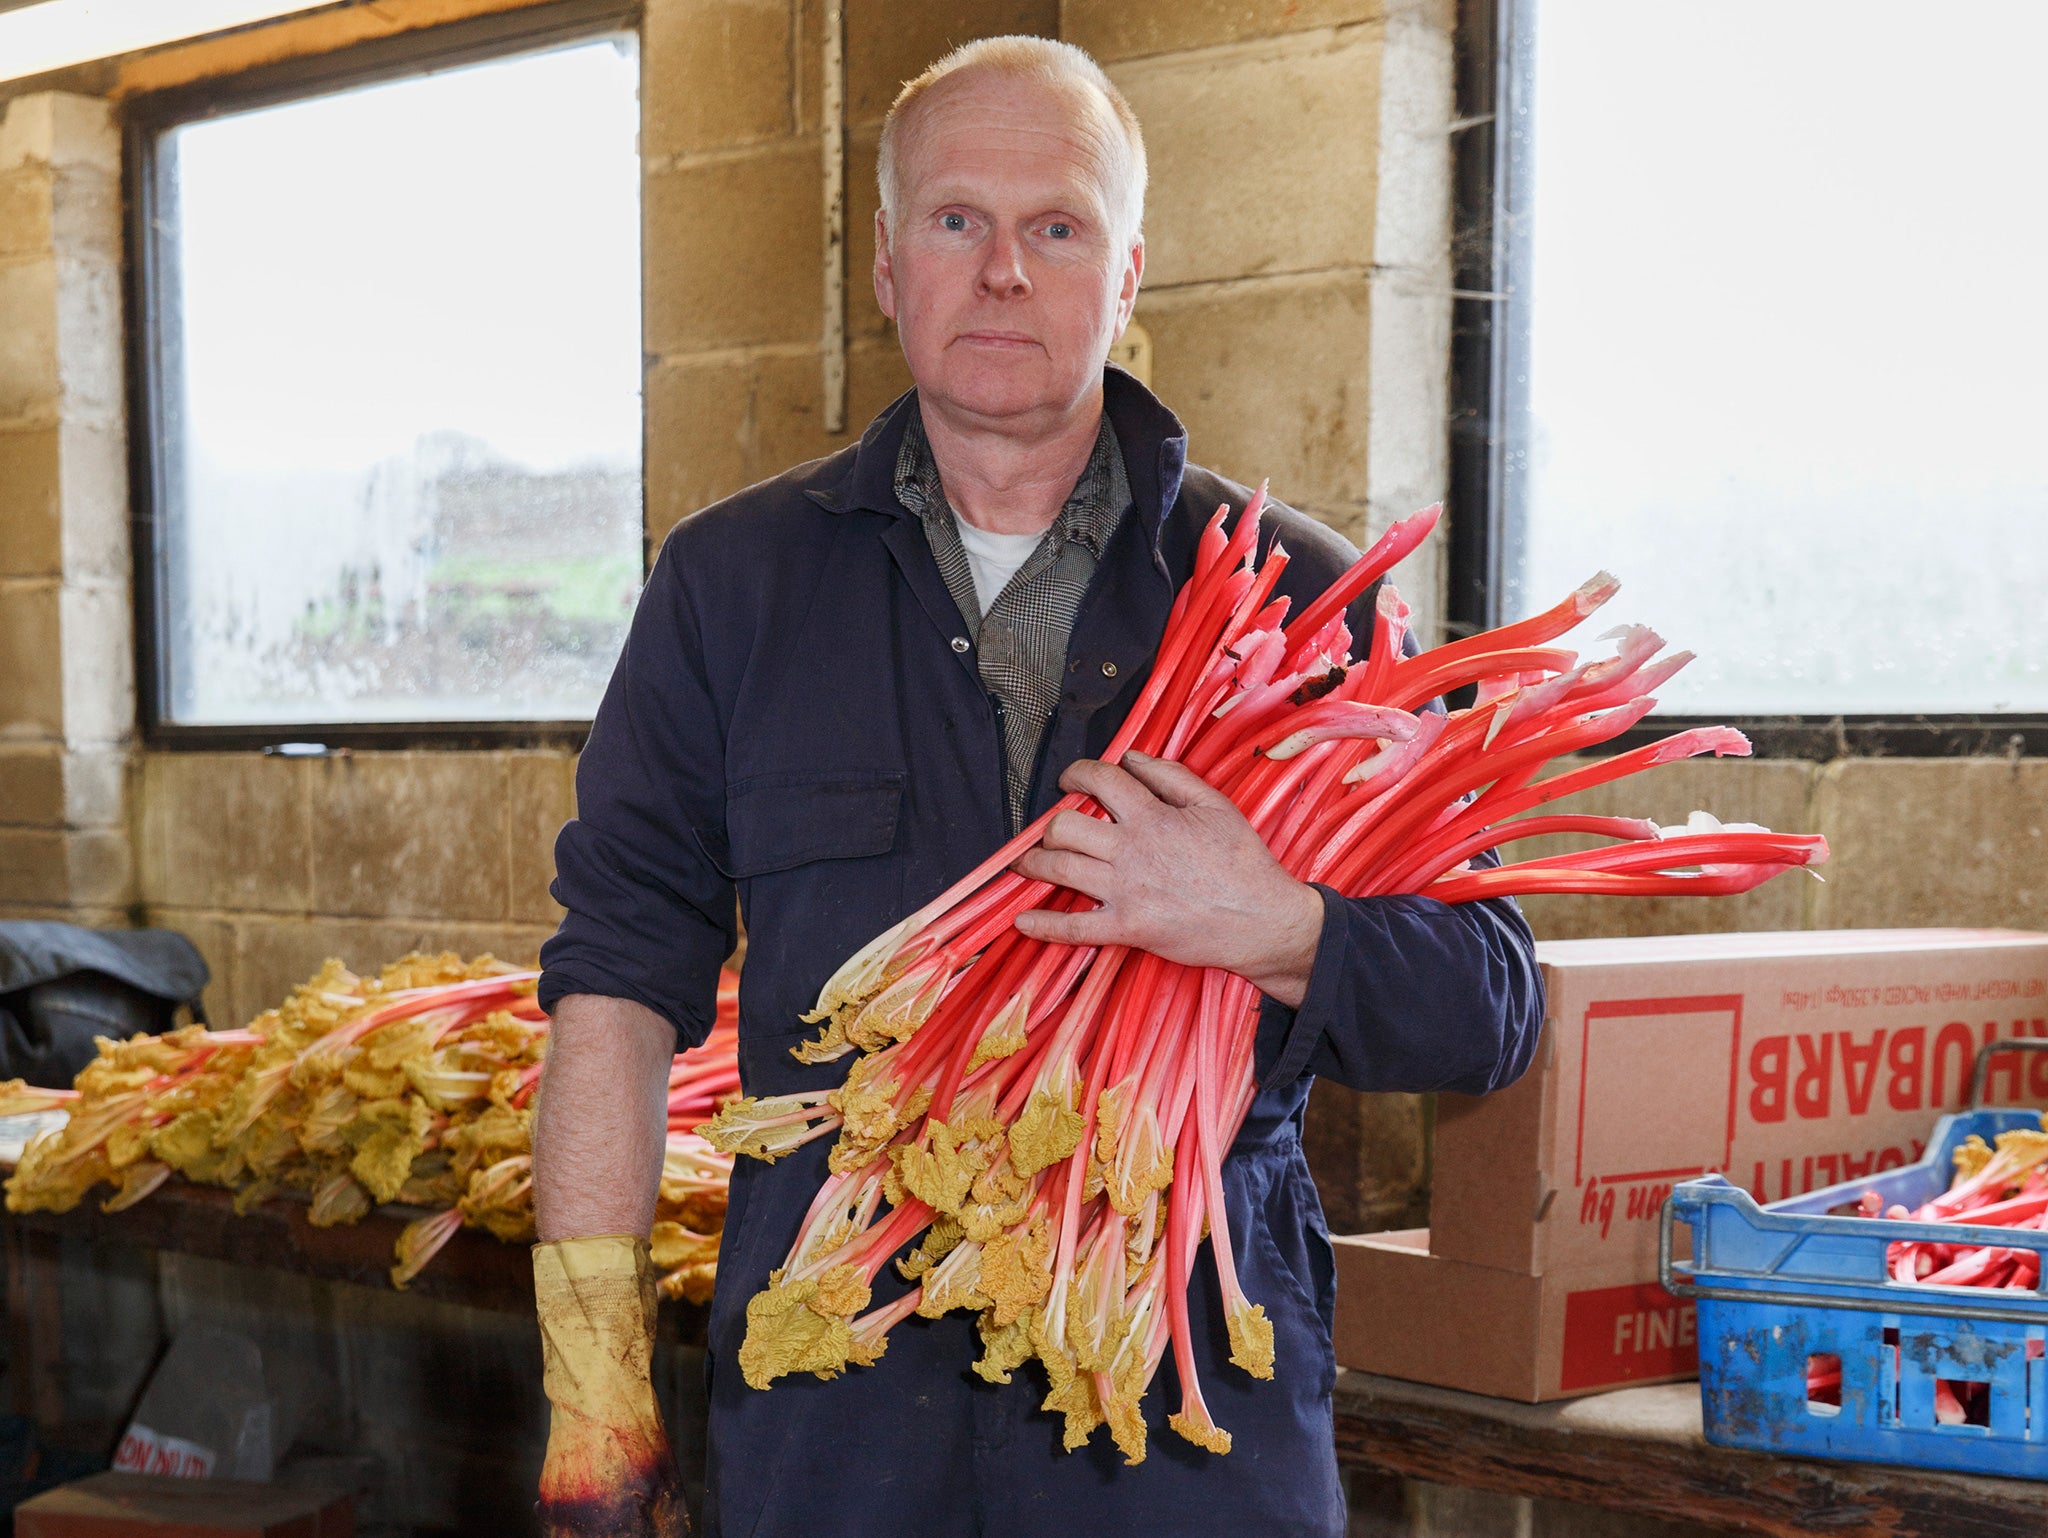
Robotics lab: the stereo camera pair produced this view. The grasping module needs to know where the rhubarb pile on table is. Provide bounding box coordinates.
[1817,1117,2048,1423]
[0,954,740,1301]
[699,493,1828,1464]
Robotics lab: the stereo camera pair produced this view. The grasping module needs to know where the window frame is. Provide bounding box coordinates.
[1447,0,2048,760]
[126,0,643,752]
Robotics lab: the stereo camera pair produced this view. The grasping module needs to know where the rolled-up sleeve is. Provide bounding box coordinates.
[539,540,734,1051]
[1252,875,1544,1095]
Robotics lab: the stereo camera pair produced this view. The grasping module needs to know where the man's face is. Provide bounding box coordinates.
[875,75,1143,433]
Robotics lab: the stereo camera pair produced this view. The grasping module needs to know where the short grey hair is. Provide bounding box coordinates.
[877,36,1147,248]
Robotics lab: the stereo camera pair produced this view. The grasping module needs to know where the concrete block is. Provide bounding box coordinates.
[1138,269,1372,511]
[643,0,793,162]
[1516,757,1819,942]
[0,578,63,737]
[1063,0,1381,63]
[141,752,312,912]
[0,824,127,906]
[844,0,1060,124]
[0,828,65,903]
[307,752,511,922]
[51,254,123,423]
[142,905,238,1026]
[0,425,61,577]
[56,418,129,581]
[61,744,126,827]
[0,94,119,175]
[1371,2,1453,274]
[0,743,62,824]
[645,139,824,355]
[236,915,551,1023]
[49,165,121,264]
[0,164,52,260]
[57,577,132,746]
[646,339,912,545]
[749,337,911,480]
[1363,268,1450,541]
[1304,1081,1425,1232]
[509,749,577,925]
[1809,758,2048,932]
[846,122,890,342]
[1111,28,1380,288]
[0,258,60,423]
[645,351,754,542]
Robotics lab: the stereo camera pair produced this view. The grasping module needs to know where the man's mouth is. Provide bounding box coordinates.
[955,330,1040,350]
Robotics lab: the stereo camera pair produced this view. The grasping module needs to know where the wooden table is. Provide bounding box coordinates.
[1,1179,708,1429]
[13,1186,2043,1536]
[1333,1370,2048,1538]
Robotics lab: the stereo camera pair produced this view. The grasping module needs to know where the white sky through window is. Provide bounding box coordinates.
[160,36,644,726]
[1510,0,2048,715]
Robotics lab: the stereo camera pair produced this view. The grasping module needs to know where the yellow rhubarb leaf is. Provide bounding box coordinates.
[697,1095,821,1163]
[915,1242,989,1318]
[972,1309,1036,1385]
[967,989,1031,1070]
[827,1058,902,1146]
[897,1215,964,1279]
[1226,1297,1276,1380]
[1953,1134,1994,1181]
[1008,1090,1085,1178]
[979,1213,1052,1326]
[1169,1408,1233,1455]
[889,1120,988,1215]
[808,1263,872,1319]
[739,1273,854,1388]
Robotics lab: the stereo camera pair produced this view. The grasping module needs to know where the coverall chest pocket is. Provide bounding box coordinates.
[723,770,904,876]
[721,770,908,1091]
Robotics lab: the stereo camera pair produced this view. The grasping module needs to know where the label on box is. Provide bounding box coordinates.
[1559,1280,1697,1392]
[1560,961,2048,1270]
[112,1422,216,1477]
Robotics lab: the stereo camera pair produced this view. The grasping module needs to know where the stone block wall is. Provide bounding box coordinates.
[0,94,134,931]
[137,749,574,1029]
[3,0,2047,1237]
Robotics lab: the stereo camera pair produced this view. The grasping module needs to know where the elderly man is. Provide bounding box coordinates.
[531,35,1541,1538]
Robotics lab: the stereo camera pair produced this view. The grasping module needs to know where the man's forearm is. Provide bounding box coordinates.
[533,993,675,1242]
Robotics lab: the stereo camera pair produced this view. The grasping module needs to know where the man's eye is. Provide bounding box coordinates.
[941,213,967,232]
[1046,222,1073,239]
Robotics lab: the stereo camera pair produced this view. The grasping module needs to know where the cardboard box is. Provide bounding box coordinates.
[14,1473,352,1538]
[1433,929,2048,1282]
[1332,1229,1698,1401]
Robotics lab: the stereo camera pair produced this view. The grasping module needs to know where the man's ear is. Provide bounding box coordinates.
[1115,237,1145,331]
[874,208,897,322]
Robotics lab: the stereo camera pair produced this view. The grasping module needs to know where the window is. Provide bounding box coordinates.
[134,15,641,736]
[1463,0,2048,726]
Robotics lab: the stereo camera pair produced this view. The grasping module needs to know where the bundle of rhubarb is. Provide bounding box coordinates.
[1,956,740,1302]
[700,494,1827,1464]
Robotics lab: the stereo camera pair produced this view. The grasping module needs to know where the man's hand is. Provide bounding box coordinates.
[1011,751,1325,1008]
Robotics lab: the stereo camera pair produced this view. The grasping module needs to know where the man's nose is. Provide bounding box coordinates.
[976,230,1030,299]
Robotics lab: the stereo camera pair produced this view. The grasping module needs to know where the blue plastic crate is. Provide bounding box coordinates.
[1665,1106,2048,1478]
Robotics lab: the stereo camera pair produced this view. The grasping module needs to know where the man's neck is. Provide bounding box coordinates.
[917,390,1104,537]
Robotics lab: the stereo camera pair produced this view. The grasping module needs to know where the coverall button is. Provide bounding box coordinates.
[1101,661,1118,677]
[950,636,970,654]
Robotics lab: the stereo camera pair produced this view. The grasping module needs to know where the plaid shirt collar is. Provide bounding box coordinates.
[891,405,1129,575]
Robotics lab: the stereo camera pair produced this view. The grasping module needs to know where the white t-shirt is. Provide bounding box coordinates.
[953,515,1046,617]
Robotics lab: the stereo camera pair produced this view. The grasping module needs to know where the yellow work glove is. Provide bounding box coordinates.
[534,1234,692,1538]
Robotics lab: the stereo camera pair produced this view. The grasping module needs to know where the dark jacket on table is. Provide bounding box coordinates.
[539,368,1544,1538]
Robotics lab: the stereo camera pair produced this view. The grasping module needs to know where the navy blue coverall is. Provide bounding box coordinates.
[539,368,1545,1538]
